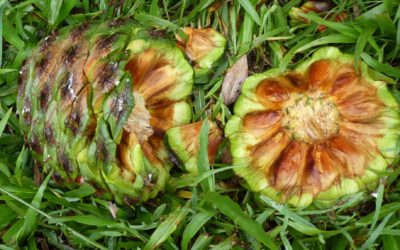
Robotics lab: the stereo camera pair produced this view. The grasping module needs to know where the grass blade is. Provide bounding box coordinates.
[0,108,11,137]
[205,192,278,250]
[361,52,400,78]
[181,212,215,250]
[49,0,62,25]
[360,213,394,250]
[144,207,190,250]
[354,24,377,67]
[17,172,52,241]
[238,0,261,25]
[0,0,6,66]
[197,120,214,192]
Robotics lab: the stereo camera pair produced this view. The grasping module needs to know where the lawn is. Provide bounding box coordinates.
[1,0,400,249]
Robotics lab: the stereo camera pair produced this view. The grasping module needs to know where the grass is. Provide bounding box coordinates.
[1,0,400,249]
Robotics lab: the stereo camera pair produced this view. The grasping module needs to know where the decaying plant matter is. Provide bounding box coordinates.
[17,20,225,204]
[226,47,400,208]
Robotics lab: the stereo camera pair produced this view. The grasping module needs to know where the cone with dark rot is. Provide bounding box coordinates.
[166,120,223,173]
[18,21,194,204]
[225,47,400,208]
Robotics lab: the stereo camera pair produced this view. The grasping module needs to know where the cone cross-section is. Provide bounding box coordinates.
[17,21,195,204]
[226,47,400,208]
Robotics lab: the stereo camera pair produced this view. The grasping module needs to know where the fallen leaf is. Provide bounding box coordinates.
[108,202,118,219]
[222,55,248,105]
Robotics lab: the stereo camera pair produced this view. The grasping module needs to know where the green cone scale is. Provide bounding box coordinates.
[225,47,400,208]
[176,27,226,77]
[166,120,223,173]
[18,20,196,204]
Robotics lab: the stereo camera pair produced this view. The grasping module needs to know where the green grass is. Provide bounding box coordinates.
[1,0,400,249]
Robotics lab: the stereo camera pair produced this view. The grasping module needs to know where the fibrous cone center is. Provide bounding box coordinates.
[281,91,339,143]
[125,92,153,142]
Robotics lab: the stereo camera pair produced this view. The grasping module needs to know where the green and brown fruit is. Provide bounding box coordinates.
[226,47,400,208]
[17,20,225,204]
[166,120,223,173]
[176,27,226,77]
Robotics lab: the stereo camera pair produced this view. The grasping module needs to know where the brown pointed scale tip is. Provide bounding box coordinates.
[226,47,400,208]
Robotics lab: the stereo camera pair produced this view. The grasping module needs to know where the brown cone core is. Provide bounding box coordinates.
[281,91,340,143]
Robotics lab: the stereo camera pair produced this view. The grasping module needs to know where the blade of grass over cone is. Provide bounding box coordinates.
[294,34,356,53]
[279,34,355,71]
[251,27,292,48]
[194,87,206,120]
[63,184,96,199]
[298,192,365,215]
[197,121,214,192]
[204,192,278,250]
[134,12,182,36]
[144,207,190,250]
[174,165,241,188]
[298,11,358,38]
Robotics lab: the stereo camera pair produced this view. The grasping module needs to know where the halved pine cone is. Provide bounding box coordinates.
[18,21,198,203]
[225,47,400,208]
